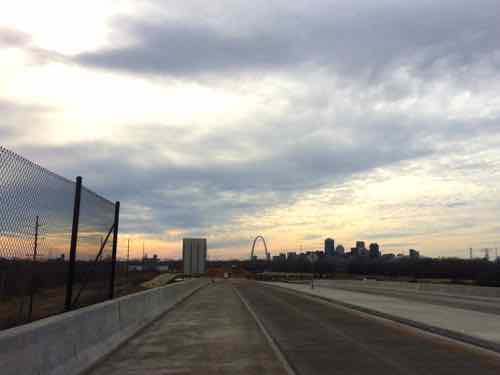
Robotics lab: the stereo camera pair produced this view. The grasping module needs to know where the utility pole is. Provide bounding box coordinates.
[126,238,130,282]
[142,240,145,271]
[480,248,490,261]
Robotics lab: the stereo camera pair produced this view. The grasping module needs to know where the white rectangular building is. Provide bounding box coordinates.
[183,238,207,275]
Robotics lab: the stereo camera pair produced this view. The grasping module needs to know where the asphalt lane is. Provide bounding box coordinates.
[235,281,500,375]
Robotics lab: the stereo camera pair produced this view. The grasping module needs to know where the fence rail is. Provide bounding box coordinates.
[0,146,120,330]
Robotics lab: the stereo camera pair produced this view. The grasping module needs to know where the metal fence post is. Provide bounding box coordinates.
[65,176,82,311]
[109,201,120,300]
[28,215,40,321]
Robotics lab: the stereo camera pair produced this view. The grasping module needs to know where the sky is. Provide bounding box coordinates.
[1,0,500,260]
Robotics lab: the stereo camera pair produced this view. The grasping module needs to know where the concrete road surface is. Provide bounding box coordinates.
[87,281,287,375]
[316,280,500,315]
[234,281,500,375]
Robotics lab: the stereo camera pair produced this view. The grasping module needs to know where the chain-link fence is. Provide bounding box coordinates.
[0,146,119,330]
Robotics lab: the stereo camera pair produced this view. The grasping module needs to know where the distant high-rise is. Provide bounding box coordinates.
[369,243,381,258]
[183,238,207,275]
[335,245,345,255]
[325,238,335,256]
[409,249,420,259]
[356,241,368,256]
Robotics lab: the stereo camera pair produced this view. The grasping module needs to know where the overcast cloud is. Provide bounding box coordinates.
[77,0,500,82]
[1,0,500,257]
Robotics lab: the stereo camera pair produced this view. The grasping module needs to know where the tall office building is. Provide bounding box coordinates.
[324,238,335,256]
[356,241,368,256]
[409,249,420,259]
[183,238,207,275]
[369,243,381,258]
[335,245,345,255]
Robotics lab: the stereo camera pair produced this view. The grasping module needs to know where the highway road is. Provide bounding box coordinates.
[235,281,500,375]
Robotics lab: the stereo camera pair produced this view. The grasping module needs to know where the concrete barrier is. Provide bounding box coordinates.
[319,279,500,299]
[0,278,208,375]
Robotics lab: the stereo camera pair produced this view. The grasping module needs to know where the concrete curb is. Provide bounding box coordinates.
[266,282,500,355]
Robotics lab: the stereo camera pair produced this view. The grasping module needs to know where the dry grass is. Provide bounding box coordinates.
[0,271,161,331]
[140,273,181,289]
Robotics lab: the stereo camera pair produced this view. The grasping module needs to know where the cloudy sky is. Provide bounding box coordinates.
[1,0,500,259]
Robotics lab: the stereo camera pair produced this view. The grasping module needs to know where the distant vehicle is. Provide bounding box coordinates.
[224,272,230,279]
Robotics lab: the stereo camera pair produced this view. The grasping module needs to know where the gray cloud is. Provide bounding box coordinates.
[0,27,66,64]
[0,101,17,139]
[0,100,48,140]
[4,1,500,256]
[209,238,250,250]
[0,99,55,138]
[0,28,31,47]
[78,21,291,77]
[76,0,500,82]
[11,97,500,241]
[0,128,12,138]
[12,114,432,236]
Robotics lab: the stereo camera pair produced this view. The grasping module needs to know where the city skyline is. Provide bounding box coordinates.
[2,1,500,259]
